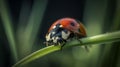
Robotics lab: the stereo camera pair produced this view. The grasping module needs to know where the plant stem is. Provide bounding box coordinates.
[13,45,61,67]
[64,31,120,48]
[13,31,120,67]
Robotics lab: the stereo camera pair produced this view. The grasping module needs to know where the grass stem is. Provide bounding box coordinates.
[13,31,120,67]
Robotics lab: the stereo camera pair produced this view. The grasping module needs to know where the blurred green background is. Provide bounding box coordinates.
[0,0,120,67]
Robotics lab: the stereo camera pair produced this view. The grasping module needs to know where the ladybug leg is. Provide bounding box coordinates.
[59,40,66,50]
[78,39,89,52]
[46,42,48,46]
[79,40,89,52]
[61,41,66,47]
[60,43,65,50]
[43,41,49,46]
[58,42,61,46]
[74,33,89,52]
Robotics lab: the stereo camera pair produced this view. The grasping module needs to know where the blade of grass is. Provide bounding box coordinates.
[13,31,120,67]
[111,1,120,67]
[0,0,18,61]
[25,0,48,39]
[25,0,48,44]
[13,45,61,67]
[17,0,48,57]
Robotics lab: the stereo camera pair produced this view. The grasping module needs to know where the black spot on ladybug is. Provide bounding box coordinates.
[70,22,75,26]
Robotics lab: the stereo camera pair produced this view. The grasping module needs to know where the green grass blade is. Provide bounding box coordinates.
[24,0,48,45]
[13,31,120,67]
[0,0,18,61]
[13,45,61,67]
[16,0,48,57]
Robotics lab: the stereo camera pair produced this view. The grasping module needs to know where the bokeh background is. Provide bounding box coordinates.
[0,0,120,67]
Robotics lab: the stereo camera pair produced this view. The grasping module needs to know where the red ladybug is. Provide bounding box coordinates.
[45,18,86,46]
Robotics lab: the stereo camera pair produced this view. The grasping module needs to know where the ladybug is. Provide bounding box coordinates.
[45,18,86,47]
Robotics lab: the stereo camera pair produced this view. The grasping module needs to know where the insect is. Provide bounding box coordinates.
[45,18,87,47]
